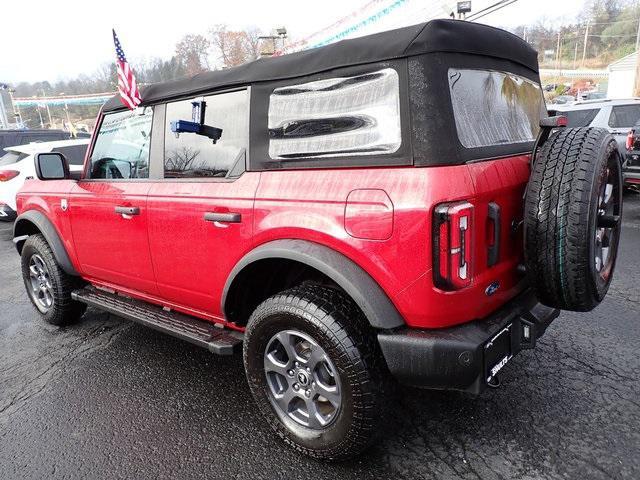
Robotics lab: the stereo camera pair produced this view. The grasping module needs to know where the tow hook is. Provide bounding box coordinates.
[487,375,501,389]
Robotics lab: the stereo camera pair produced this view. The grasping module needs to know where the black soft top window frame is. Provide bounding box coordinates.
[409,52,544,166]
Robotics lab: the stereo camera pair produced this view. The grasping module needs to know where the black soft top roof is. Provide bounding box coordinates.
[104,19,537,112]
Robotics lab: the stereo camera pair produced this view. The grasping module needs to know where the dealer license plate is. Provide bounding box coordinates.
[485,323,513,383]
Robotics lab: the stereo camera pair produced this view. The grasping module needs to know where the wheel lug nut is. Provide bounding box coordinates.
[305,389,311,397]
[306,367,311,373]
[287,369,294,376]
[293,383,299,391]
[312,381,316,387]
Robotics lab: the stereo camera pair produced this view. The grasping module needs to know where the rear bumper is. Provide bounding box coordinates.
[623,154,640,185]
[623,169,640,185]
[0,203,17,221]
[378,290,559,395]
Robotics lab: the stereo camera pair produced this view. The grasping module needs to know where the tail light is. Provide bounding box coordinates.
[0,170,19,182]
[626,130,634,151]
[433,201,474,290]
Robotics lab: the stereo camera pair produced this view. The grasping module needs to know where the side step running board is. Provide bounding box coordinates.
[71,286,243,355]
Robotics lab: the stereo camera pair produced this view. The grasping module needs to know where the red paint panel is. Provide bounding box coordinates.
[345,189,393,240]
[146,173,260,316]
[69,181,157,295]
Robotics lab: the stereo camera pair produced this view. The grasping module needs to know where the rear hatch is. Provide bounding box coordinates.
[425,67,544,324]
[468,155,529,306]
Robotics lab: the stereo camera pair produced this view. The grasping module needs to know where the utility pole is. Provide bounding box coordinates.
[581,20,590,67]
[7,89,22,126]
[574,37,579,69]
[34,98,44,128]
[41,89,53,128]
[555,32,561,70]
[635,11,640,52]
[634,16,640,96]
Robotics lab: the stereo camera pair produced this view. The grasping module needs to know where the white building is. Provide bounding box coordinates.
[607,51,638,99]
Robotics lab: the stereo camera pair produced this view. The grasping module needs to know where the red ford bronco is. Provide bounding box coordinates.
[13,20,623,459]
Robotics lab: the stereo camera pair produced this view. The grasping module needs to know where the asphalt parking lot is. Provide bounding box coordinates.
[1,193,639,480]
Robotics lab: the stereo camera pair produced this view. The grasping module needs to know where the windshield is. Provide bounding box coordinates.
[0,151,28,167]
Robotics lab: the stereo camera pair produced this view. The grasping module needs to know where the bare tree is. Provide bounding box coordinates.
[166,146,201,173]
[210,24,263,68]
[175,34,211,76]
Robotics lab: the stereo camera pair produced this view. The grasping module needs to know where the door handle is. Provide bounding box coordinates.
[487,202,501,267]
[115,206,140,216]
[204,212,242,223]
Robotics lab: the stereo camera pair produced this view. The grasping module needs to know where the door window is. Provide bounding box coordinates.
[89,108,153,179]
[164,90,248,178]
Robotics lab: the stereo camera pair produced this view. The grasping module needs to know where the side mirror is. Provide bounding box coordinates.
[34,152,70,180]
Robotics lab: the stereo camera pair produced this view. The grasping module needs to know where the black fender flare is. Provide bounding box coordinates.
[222,239,405,330]
[13,210,79,276]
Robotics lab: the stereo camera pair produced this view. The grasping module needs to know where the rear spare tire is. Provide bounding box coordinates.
[524,127,622,312]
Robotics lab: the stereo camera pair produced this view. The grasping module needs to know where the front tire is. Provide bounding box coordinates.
[243,285,386,460]
[21,234,86,326]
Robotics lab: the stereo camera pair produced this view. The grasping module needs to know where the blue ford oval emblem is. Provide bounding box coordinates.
[485,281,500,296]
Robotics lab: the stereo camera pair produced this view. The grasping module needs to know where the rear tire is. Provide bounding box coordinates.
[243,285,386,460]
[524,127,623,311]
[21,234,86,326]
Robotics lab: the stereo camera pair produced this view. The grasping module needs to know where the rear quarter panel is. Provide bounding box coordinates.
[254,157,530,329]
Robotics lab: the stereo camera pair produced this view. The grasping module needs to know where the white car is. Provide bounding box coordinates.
[0,139,89,221]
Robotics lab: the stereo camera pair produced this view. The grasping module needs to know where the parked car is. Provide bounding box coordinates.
[549,98,640,155]
[0,139,88,220]
[550,94,576,105]
[12,19,623,459]
[580,91,606,101]
[623,122,640,188]
[0,129,89,151]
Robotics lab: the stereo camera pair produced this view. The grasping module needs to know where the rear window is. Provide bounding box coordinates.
[564,109,600,127]
[448,68,544,148]
[54,144,87,166]
[0,150,27,166]
[608,105,640,128]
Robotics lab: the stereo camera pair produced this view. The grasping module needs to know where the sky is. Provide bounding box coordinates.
[0,0,586,85]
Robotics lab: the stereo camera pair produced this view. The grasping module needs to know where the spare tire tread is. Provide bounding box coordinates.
[524,127,621,311]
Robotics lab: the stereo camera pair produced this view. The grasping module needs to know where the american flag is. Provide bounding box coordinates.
[112,29,142,109]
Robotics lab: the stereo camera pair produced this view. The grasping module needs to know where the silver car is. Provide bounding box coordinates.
[548,98,640,155]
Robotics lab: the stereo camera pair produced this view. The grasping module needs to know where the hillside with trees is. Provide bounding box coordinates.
[512,0,640,68]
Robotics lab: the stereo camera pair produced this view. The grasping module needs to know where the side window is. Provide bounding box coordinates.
[564,109,600,128]
[164,90,248,178]
[89,108,152,179]
[268,68,401,160]
[448,69,545,148]
[608,104,640,128]
[55,144,88,166]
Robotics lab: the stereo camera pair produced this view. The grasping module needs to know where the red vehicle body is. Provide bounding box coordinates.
[13,19,579,459]
[16,155,529,330]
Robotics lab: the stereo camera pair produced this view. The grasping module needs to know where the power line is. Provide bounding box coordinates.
[467,0,519,22]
